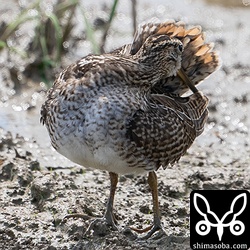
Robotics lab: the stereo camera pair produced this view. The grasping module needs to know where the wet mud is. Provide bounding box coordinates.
[0,0,250,249]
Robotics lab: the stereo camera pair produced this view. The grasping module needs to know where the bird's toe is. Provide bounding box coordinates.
[84,217,119,237]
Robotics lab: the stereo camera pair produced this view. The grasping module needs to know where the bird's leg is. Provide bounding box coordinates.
[142,171,164,239]
[130,171,165,239]
[62,172,118,221]
[82,172,119,236]
[148,171,162,229]
[104,172,118,229]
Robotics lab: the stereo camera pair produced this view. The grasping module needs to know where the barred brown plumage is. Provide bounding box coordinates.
[41,20,219,238]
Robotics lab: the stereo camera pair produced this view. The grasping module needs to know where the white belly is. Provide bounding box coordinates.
[57,140,145,175]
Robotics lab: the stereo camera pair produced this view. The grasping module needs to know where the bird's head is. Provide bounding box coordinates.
[134,34,183,79]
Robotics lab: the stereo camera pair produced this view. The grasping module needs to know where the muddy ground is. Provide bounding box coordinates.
[0,0,250,249]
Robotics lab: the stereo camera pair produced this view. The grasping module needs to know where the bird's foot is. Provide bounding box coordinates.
[62,213,92,222]
[141,226,166,240]
[84,217,118,237]
[60,213,118,237]
[130,224,154,234]
[130,223,166,240]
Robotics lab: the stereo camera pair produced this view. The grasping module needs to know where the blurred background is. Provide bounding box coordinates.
[0,0,249,168]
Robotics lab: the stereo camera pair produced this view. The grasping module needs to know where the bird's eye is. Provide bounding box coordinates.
[178,44,183,52]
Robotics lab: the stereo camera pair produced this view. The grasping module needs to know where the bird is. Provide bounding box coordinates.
[40,20,219,239]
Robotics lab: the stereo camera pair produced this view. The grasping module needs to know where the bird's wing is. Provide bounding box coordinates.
[126,91,209,168]
[151,91,209,137]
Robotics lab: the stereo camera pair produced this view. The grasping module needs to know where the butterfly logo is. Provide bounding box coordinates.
[193,193,247,241]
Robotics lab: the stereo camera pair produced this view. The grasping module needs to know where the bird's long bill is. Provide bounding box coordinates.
[177,68,198,94]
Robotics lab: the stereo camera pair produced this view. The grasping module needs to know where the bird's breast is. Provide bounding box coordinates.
[48,87,147,174]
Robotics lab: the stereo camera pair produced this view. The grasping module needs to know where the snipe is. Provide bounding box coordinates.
[41,20,219,238]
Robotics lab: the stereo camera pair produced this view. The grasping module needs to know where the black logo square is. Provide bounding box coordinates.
[190,190,250,250]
